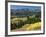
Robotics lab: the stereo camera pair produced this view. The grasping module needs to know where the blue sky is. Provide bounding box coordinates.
[10,5,41,11]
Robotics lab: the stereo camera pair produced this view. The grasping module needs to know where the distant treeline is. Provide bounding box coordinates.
[11,8,41,17]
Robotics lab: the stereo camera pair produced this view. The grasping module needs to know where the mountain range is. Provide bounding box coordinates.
[11,9,41,16]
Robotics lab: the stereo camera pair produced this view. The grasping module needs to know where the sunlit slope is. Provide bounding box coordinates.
[11,22,41,32]
[20,22,41,31]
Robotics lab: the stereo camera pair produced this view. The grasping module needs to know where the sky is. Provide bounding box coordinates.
[10,5,41,11]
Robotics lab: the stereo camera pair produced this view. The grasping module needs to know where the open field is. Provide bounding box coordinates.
[11,14,41,31]
[11,22,41,32]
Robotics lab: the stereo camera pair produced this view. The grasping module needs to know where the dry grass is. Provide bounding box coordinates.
[11,22,41,32]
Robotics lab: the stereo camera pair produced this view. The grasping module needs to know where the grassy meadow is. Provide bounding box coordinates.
[11,15,41,31]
